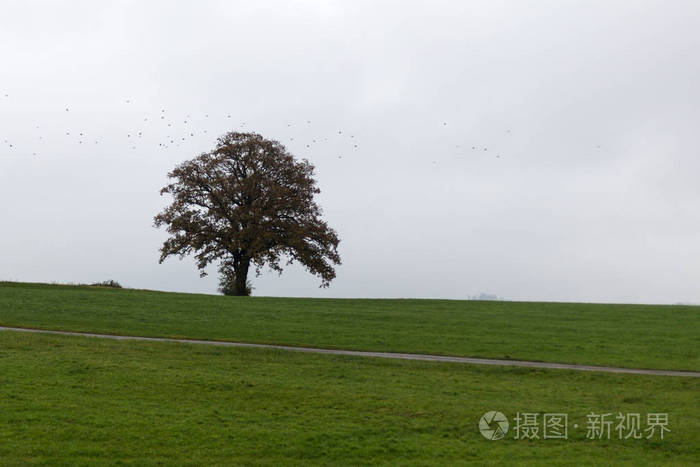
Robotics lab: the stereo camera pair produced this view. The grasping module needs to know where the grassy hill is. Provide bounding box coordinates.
[1,331,698,466]
[1,282,698,465]
[0,281,698,370]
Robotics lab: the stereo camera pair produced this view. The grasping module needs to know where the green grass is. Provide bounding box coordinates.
[1,282,698,371]
[0,331,698,466]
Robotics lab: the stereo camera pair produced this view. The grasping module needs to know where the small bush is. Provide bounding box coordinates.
[218,272,253,296]
[90,280,123,289]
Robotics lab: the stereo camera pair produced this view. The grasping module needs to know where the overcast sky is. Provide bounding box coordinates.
[2,0,700,303]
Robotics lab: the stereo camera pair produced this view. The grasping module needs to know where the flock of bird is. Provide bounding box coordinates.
[0,93,565,164]
[0,94,369,161]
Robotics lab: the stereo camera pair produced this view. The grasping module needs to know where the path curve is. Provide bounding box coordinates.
[1,325,698,378]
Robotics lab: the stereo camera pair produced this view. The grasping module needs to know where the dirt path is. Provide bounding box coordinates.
[1,325,698,377]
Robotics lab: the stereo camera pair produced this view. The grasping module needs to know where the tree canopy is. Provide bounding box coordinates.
[154,132,341,295]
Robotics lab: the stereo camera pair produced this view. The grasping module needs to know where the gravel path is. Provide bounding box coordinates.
[1,325,698,377]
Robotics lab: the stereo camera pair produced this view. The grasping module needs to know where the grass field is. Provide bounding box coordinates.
[0,282,698,370]
[0,331,698,466]
[1,281,698,465]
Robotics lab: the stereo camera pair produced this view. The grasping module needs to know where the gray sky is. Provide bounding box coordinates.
[2,0,700,303]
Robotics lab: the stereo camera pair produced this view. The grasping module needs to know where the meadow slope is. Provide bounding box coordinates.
[1,282,698,371]
[0,331,698,466]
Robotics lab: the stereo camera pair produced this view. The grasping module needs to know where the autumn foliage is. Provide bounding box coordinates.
[154,132,341,296]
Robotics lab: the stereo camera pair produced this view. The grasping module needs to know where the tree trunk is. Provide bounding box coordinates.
[234,258,251,296]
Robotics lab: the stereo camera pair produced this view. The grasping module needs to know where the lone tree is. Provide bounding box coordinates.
[154,132,341,296]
